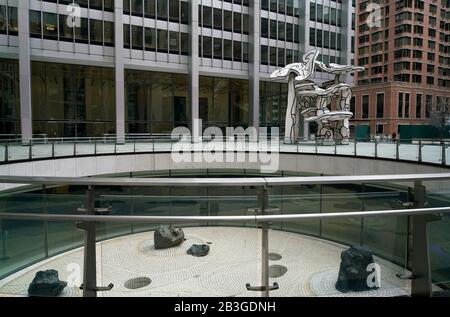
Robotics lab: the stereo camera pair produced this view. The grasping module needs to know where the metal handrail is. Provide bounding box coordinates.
[0,206,448,223]
[0,173,450,187]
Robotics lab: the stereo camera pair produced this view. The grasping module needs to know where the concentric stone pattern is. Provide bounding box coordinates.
[0,227,411,297]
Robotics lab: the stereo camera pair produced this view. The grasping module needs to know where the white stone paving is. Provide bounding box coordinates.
[0,227,410,297]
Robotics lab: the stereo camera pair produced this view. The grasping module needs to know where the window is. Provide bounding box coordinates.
[169,31,179,54]
[398,93,404,118]
[376,124,384,134]
[145,27,156,51]
[405,93,410,118]
[169,0,179,22]
[376,93,384,118]
[30,11,42,38]
[89,19,104,45]
[350,96,356,116]
[157,0,168,20]
[157,29,168,52]
[213,8,222,30]
[362,95,369,119]
[43,12,58,40]
[416,94,422,118]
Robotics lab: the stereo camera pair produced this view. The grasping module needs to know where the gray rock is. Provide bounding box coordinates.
[154,225,185,249]
[28,270,67,297]
[335,246,378,293]
[187,244,210,257]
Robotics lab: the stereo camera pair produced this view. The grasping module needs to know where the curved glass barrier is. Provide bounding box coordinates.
[0,170,449,297]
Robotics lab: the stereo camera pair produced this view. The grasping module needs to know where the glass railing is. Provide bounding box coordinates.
[0,136,449,166]
[0,173,449,297]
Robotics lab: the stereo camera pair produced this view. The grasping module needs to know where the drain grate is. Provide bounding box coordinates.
[124,277,152,290]
[269,253,282,261]
[269,265,287,278]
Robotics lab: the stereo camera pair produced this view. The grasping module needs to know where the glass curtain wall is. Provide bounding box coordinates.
[125,70,190,134]
[31,62,116,138]
[0,59,20,137]
[199,76,249,130]
[259,81,287,134]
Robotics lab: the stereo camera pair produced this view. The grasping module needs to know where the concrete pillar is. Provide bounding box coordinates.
[18,0,32,144]
[190,0,200,140]
[114,0,125,144]
[340,0,354,84]
[297,0,308,141]
[298,0,309,56]
[249,0,260,130]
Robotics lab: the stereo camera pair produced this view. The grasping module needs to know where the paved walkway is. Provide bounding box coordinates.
[0,140,447,166]
[0,227,410,297]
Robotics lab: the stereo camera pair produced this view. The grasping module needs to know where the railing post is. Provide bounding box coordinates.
[418,140,422,163]
[259,186,270,298]
[374,138,378,158]
[51,142,55,158]
[246,186,278,296]
[94,139,97,155]
[29,140,32,160]
[410,181,440,297]
[4,143,8,162]
[74,142,77,157]
[83,186,97,297]
[354,138,357,157]
[396,140,400,160]
[42,185,49,258]
[0,221,7,261]
[441,141,446,166]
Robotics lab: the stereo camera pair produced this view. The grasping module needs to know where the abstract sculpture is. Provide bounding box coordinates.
[270,50,364,145]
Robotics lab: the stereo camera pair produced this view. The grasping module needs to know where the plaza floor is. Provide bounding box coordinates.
[0,227,411,297]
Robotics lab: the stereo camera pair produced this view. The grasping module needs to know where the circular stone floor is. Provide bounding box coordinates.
[0,227,411,297]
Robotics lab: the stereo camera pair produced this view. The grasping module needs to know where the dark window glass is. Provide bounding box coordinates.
[43,12,58,40]
[157,0,168,20]
[90,19,104,45]
[132,25,143,49]
[145,27,156,51]
[30,10,42,38]
[169,0,179,22]
[213,38,222,59]
[233,41,241,62]
[157,29,168,52]
[145,0,156,18]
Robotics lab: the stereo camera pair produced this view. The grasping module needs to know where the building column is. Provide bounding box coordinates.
[297,0,308,140]
[341,0,354,83]
[18,0,32,144]
[190,0,200,140]
[249,0,260,130]
[114,0,125,144]
[298,0,309,56]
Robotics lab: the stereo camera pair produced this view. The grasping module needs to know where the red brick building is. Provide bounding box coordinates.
[352,0,450,137]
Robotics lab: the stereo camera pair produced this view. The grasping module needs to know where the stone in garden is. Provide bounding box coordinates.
[28,269,67,297]
[187,244,210,257]
[154,225,185,249]
[335,246,378,293]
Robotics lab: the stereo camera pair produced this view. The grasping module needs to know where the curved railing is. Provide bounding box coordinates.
[0,173,449,297]
[0,136,449,166]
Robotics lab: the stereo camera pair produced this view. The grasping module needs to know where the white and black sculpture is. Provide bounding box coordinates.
[270,50,364,145]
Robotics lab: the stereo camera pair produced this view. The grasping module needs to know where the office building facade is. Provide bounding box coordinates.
[0,0,355,141]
